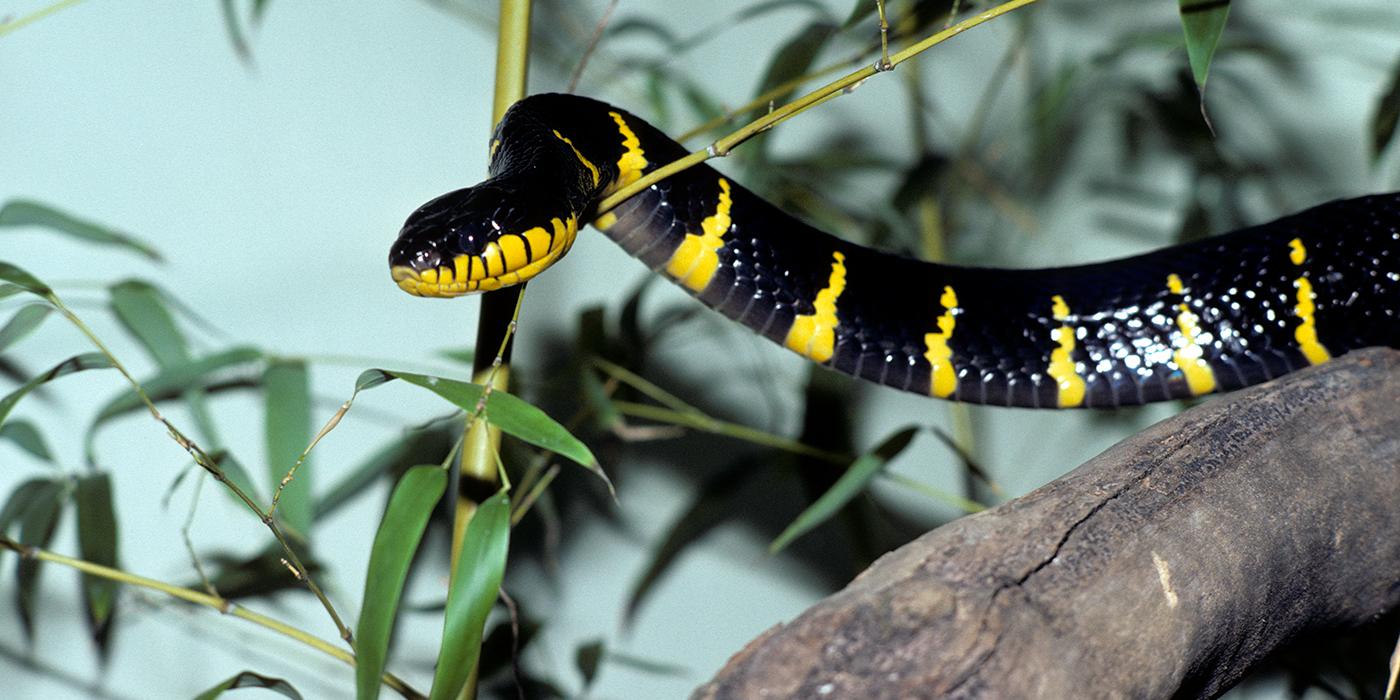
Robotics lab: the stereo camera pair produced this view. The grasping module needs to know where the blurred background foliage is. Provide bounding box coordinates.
[2,0,1399,697]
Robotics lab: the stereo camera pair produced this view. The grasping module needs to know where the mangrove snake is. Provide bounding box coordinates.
[389,93,1400,409]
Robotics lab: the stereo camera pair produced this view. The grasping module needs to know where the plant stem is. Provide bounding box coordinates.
[595,0,1041,216]
[46,293,353,645]
[0,535,424,700]
[0,0,85,38]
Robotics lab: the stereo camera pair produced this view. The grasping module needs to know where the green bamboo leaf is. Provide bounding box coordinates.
[0,305,51,353]
[0,261,52,296]
[86,347,263,453]
[264,359,312,538]
[0,284,25,301]
[15,477,66,639]
[769,426,919,554]
[1374,57,1400,161]
[1178,0,1232,91]
[0,479,56,534]
[354,369,606,491]
[0,420,53,463]
[0,200,161,261]
[194,670,304,700]
[109,279,190,367]
[75,472,120,649]
[1,354,114,429]
[429,490,510,700]
[355,465,447,700]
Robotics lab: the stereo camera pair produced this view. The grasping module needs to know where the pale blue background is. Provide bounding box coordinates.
[1,1,1396,698]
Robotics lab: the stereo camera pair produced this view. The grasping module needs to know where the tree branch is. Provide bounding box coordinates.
[695,348,1400,699]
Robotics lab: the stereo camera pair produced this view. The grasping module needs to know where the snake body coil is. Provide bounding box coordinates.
[389,93,1400,408]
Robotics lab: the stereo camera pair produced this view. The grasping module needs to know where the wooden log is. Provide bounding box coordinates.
[694,348,1400,699]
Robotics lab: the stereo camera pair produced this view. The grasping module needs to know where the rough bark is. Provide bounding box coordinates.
[694,348,1400,700]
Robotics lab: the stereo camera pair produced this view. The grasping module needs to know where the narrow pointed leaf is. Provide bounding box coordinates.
[0,305,51,353]
[576,639,605,690]
[316,426,455,520]
[748,21,837,127]
[264,360,312,537]
[354,369,603,485]
[16,478,66,640]
[0,200,161,261]
[355,465,446,700]
[0,262,52,296]
[1178,0,1232,90]
[109,279,189,367]
[76,472,120,649]
[1373,57,1400,161]
[194,671,304,700]
[0,479,56,534]
[1,353,113,428]
[429,490,510,700]
[770,426,919,554]
[0,420,53,463]
[87,347,262,450]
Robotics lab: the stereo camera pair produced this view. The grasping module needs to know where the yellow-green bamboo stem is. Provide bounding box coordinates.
[0,0,84,38]
[596,0,1040,217]
[0,536,423,700]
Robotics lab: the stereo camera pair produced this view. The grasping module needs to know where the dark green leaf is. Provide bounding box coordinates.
[1373,56,1400,160]
[0,479,57,534]
[16,477,66,640]
[0,305,51,353]
[194,670,304,700]
[196,544,324,600]
[1178,0,1232,90]
[0,421,53,463]
[0,262,52,296]
[429,490,510,700]
[0,200,161,261]
[354,370,605,489]
[264,360,313,538]
[355,466,446,700]
[220,0,253,64]
[576,639,605,690]
[110,279,189,367]
[75,473,120,649]
[770,426,919,553]
[1,354,114,428]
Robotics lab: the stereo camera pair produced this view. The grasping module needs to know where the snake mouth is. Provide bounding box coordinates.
[391,216,579,298]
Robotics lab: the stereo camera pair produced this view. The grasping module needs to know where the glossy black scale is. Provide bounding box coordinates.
[395,93,1400,408]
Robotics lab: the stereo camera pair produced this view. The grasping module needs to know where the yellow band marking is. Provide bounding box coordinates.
[1047,294,1087,408]
[607,111,649,195]
[1165,273,1217,395]
[1287,237,1331,365]
[552,129,600,187]
[922,286,960,398]
[665,178,733,292]
[593,211,618,231]
[784,251,848,363]
[393,216,579,298]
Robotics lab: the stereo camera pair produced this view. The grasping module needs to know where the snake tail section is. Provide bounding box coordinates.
[390,93,1400,408]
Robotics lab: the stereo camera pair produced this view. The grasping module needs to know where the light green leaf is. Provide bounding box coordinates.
[769,426,919,554]
[110,280,189,367]
[353,369,606,490]
[87,347,263,454]
[0,305,51,353]
[0,261,52,296]
[0,421,53,463]
[354,465,447,700]
[1178,0,1232,90]
[1,354,114,429]
[264,360,312,538]
[429,490,510,700]
[76,472,120,650]
[0,200,161,261]
[194,670,304,700]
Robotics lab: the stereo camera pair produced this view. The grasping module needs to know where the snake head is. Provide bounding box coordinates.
[389,182,579,298]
